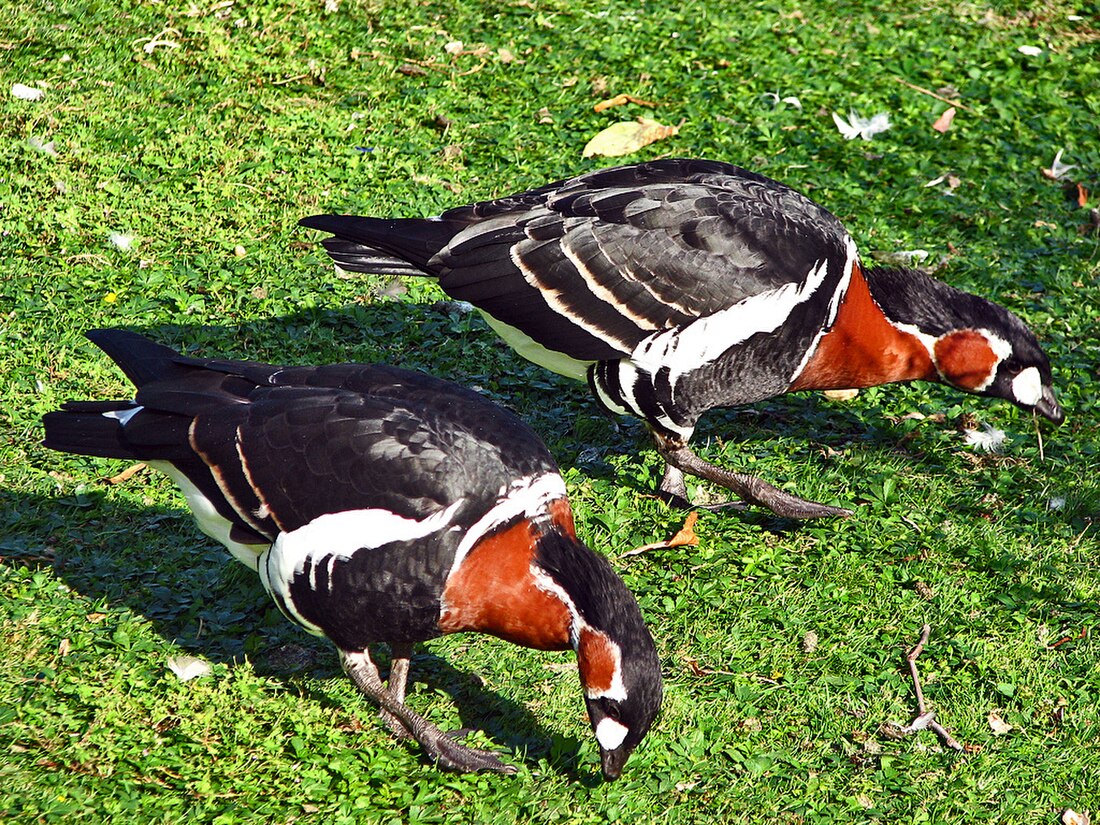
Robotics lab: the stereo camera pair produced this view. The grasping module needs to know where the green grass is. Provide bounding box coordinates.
[3,0,1099,821]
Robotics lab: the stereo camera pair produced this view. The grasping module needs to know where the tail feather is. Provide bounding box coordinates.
[299,214,463,276]
[43,331,217,461]
[42,405,140,460]
[320,238,427,278]
[84,329,190,388]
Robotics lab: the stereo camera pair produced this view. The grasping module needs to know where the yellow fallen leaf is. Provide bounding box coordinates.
[582,118,680,158]
[823,389,860,401]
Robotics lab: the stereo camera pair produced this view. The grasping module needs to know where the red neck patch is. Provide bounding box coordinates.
[577,626,621,698]
[790,263,937,391]
[932,329,1000,391]
[439,518,572,651]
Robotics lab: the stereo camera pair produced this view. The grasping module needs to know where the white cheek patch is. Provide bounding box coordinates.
[595,717,629,751]
[1012,367,1043,407]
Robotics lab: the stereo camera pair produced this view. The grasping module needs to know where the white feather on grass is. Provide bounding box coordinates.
[167,655,213,682]
[963,423,1007,453]
[832,109,891,140]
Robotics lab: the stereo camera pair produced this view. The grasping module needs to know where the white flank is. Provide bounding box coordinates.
[447,472,568,579]
[510,245,637,353]
[261,501,463,633]
[146,460,266,570]
[632,256,833,386]
[477,311,592,381]
[1011,367,1043,407]
[102,405,143,426]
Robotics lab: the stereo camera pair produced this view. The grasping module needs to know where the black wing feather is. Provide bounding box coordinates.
[300,158,854,363]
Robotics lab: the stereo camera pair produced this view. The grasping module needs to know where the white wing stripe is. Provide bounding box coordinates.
[259,500,464,633]
[447,472,568,579]
[632,254,835,385]
[510,245,636,352]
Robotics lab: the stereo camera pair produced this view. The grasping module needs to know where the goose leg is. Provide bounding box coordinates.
[656,463,691,508]
[341,650,516,774]
[381,643,413,739]
[654,434,851,519]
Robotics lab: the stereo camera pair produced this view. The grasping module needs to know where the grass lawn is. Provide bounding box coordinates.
[3,0,1099,821]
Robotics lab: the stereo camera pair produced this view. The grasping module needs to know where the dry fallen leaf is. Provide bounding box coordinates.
[823,389,859,401]
[106,462,147,485]
[1062,810,1091,825]
[582,117,680,158]
[593,93,658,113]
[987,711,1012,735]
[624,511,699,556]
[932,106,956,133]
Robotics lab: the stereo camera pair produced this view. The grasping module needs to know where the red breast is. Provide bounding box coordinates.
[438,511,575,650]
[790,262,937,391]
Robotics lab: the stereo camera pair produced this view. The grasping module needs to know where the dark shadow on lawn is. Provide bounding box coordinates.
[97,300,896,514]
[0,487,586,779]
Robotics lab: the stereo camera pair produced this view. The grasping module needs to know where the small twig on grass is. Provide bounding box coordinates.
[884,623,966,751]
[1051,626,1089,649]
[894,77,977,115]
[1034,414,1046,462]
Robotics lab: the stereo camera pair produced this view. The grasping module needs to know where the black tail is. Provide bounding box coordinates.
[42,331,193,461]
[42,402,143,460]
[299,214,462,277]
[84,329,189,388]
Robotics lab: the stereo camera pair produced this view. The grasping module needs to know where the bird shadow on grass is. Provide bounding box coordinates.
[0,488,586,779]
